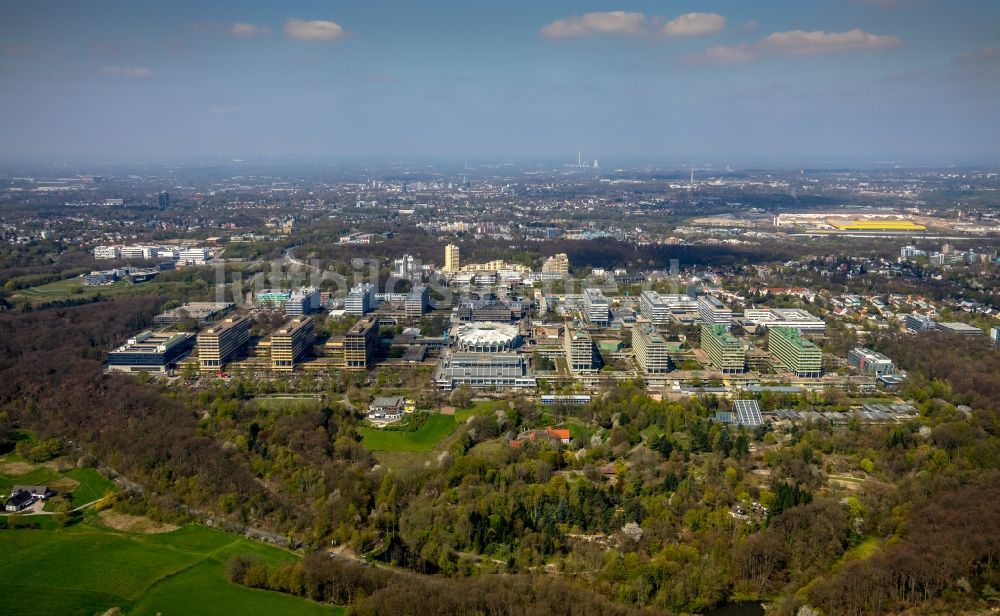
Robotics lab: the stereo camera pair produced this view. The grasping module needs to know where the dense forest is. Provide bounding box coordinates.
[1,298,999,614]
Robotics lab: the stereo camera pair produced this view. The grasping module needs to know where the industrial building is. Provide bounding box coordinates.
[701,324,745,373]
[848,347,895,377]
[633,324,673,374]
[768,327,822,378]
[285,287,321,316]
[582,288,610,327]
[697,296,733,326]
[344,315,380,370]
[197,316,251,371]
[107,331,194,373]
[434,353,535,389]
[271,317,315,372]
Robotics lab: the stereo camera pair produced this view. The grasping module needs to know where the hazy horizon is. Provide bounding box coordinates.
[2,0,999,165]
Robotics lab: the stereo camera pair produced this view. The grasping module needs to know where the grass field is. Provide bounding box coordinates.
[360,414,458,452]
[14,277,201,304]
[0,519,341,616]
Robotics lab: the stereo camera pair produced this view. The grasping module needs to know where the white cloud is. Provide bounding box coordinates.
[690,28,902,64]
[209,106,241,114]
[284,18,346,41]
[541,11,646,39]
[739,20,759,32]
[100,66,152,77]
[758,29,902,55]
[231,22,271,38]
[662,13,726,38]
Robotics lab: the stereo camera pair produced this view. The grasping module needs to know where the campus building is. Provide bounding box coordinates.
[640,291,698,324]
[404,286,429,318]
[541,253,569,274]
[444,243,460,273]
[582,288,610,327]
[345,283,377,315]
[701,323,745,373]
[107,331,194,373]
[153,302,233,326]
[848,347,894,377]
[197,316,251,371]
[768,326,822,378]
[434,353,535,389]
[904,313,936,332]
[740,308,826,334]
[697,296,732,326]
[633,324,673,374]
[271,317,315,372]
[565,327,599,374]
[285,287,321,316]
[256,289,292,308]
[344,315,379,371]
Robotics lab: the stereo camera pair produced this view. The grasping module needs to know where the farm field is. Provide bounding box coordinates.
[360,414,458,452]
[0,518,341,616]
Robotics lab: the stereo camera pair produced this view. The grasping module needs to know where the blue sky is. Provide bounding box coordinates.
[1,0,998,165]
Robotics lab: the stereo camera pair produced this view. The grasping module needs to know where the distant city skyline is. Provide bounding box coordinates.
[1,0,999,165]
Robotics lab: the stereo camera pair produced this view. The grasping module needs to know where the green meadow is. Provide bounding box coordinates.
[0,520,341,616]
[360,414,458,452]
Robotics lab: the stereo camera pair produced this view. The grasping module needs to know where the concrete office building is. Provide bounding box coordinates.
[582,288,610,327]
[256,289,292,308]
[93,245,120,260]
[154,302,233,326]
[848,347,894,377]
[444,244,460,273]
[633,324,673,374]
[434,353,535,389]
[565,327,599,374]
[542,253,569,274]
[404,286,429,318]
[701,324,745,373]
[179,247,210,265]
[285,287,321,316]
[740,308,826,334]
[344,315,379,370]
[904,313,936,332]
[640,291,698,325]
[936,322,984,336]
[271,317,315,372]
[345,283,377,315]
[197,316,251,371]
[107,331,194,373]
[768,327,822,378]
[697,296,733,326]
